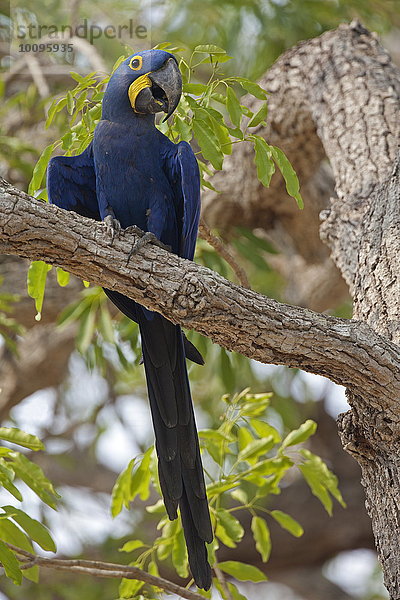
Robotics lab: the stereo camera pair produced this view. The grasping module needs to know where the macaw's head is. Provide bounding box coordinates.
[102,49,182,123]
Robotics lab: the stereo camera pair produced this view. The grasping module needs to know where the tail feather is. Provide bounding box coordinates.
[102,289,205,365]
[138,309,213,590]
[180,488,212,590]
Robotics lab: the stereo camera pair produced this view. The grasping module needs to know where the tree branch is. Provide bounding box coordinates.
[0,177,398,409]
[5,543,204,600]
[198,217,250,288]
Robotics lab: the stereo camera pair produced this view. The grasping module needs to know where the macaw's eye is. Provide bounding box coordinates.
[129,56,142,71]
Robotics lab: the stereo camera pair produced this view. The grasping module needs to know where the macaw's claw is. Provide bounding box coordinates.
[127,231,171,263]
[104,215,122,241]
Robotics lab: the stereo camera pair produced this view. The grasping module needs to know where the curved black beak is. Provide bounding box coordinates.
[134,58,182,120]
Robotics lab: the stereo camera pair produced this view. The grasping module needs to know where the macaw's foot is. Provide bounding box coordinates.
[104,215,121,242]
[127,231,171,263]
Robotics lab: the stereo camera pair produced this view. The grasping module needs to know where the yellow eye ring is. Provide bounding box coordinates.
[129,55,142,71]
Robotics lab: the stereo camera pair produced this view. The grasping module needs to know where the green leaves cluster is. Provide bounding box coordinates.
[111,389,344,598]
[158,44,303,208]
[56,286,142,374]
[0,427,58,585]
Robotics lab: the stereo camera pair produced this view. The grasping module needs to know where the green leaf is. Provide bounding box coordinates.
[211,119,232,155]
[119,539,145,553]
[199,429,233,443]
[270,146,304,208]
[172,528,189,578]
[2,506,56,551]
[230,489,248,505]
[216,509,244,544]
[183,83,208,95]
[281,419,317,450]
[66,90,74,114]
[130,446,153,502]
[0,428,44,451]
[111,55,127,74]
[119,575,144,598]
[193,44,227,55]
[220,347,235,392]
[251,516,271,562]
[111,458,135,517]
[0,518,38,582]
[218,560,267,582]
[99,304,115,343]
[226,126,244,140]
[250,419,281,443]
[174,116,192,142]
[238,79,267,99]
[148,559,159,578]
[27,261,52,320]
[207,480,240,497]
[0,459,15,483]
[270,510,303,537]
[226,87,242,128]
[28,143,54,194]
[192,120,223,170]
[237,427,253,453]
[252,136,275,187]
[69,71,86,83]
[299,449,346,515]
[45,97,67,128]
[248,102,268,127]
[56,267,70,287]
[146,499,165,514]
[77,304,98,353]
[227,582,248,600]
[238,437,275,463]
[0,472,23,502]
[10,452,60,509]
[0,539,22,584]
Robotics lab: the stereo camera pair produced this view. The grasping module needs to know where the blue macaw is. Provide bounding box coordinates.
[47,49,213,589]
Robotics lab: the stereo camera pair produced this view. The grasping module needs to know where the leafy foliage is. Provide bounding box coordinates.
[0,427,58,585]
[110,389,344,596]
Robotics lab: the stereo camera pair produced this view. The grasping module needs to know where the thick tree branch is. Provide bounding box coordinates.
[0,178,398,409]
[5,543,204,600]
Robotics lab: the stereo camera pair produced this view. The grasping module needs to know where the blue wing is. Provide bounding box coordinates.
[47,142,100,220]
[164,141,200,261]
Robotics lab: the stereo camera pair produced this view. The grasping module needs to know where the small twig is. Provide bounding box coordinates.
[214,565,233,600]
[199,218,250,289]
[5,543,205,600]
[24,55,50,98]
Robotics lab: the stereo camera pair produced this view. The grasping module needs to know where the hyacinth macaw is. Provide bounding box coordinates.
[47,49,213,589]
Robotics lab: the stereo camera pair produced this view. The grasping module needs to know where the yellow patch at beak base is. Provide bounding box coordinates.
[128,74,152,112]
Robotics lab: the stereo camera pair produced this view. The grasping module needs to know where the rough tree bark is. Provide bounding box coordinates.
[0,20,399,598]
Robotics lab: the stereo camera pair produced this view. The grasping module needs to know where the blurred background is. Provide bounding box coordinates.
[1,1,400,598]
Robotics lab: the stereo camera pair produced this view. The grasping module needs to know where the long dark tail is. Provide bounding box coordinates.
[138,310,213,589]
[103,289,212,589]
